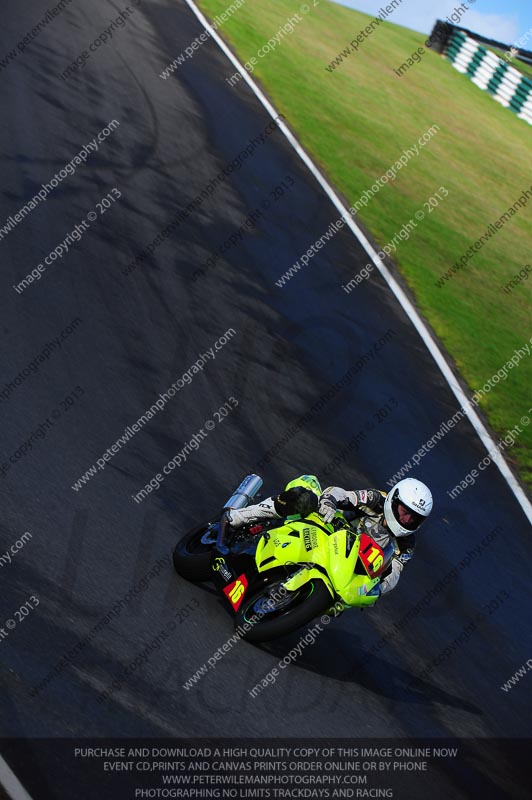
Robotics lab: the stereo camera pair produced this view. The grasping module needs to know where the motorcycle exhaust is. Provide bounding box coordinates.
[223,474,263,510]
[216,474,263,555]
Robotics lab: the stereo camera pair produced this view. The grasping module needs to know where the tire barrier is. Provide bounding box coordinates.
[442,27,532,126]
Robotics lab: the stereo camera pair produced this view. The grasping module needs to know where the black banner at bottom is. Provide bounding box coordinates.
[0,738,530,800]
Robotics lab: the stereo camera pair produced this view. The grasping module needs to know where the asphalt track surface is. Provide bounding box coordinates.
[0,1,531,798]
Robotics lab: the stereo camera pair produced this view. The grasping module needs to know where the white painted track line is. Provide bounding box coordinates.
[0,754,34,800]
[183,0,532,525]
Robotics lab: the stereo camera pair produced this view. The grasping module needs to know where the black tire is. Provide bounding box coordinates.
[235,578,332,643]
[173,519,219,582]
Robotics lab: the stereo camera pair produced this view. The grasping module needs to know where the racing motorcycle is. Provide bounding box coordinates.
[173,474,395,643]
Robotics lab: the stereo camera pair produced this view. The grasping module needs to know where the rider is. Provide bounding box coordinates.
[224,476,433,595]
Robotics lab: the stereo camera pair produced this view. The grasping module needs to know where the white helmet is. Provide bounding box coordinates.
[384,478,433,537]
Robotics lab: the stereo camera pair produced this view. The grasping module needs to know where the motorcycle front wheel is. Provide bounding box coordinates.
[235,577,332,643]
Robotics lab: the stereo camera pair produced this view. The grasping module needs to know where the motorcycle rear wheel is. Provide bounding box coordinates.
[236,578,331,643]
[173,519,219,581]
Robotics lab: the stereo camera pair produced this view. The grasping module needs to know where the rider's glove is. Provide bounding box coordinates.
[318,493,337,523]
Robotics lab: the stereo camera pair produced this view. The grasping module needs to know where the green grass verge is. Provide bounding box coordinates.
[196,0,532,490]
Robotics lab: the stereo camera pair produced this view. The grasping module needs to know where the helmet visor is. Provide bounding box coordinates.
[392,495,426,531]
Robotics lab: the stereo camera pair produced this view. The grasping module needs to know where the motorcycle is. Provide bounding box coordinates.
[173,474,395,643]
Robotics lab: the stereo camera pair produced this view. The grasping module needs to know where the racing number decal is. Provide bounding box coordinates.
[359,534,385,576]
[223,573,249,610]
[229,581,246,604]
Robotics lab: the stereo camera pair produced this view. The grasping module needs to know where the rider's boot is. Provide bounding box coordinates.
[225,497,279,529]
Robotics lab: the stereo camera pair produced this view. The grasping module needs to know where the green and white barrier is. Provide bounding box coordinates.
[444,30,532,126]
